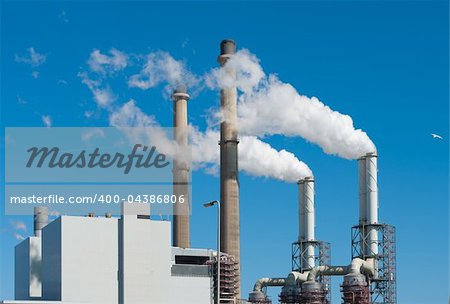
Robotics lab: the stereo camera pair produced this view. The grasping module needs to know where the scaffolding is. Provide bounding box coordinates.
[209,254,239,304]
[292,240,331,303]
[351,224,397,304]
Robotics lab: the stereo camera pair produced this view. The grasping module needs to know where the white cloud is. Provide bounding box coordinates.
[58,9,69,23]
[88,48,128,75]
[13,233,26,241]
[57,79,68,85]
[81,128,105,142]
[78,71,116,108]
[10,220,27,231]
[84,110,94,118]
[49,210,61,217]
[31,71,39,79]
[93,87,115,107]
[17,95,27,105]
[15,47,46,67]
[42,115,52,127]
[128,51,199,91]
[109,99,155,127]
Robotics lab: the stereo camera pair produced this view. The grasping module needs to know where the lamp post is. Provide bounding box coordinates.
[204,200,221,303]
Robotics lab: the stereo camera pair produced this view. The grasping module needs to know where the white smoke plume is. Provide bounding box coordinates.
[108,101,310,182]
[188,128,311,182]
[88,48,128,75]
[205,49,265,94]
[214,50,376,160]
[81,48,313,182]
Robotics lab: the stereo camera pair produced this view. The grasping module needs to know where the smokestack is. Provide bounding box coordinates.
[34,206,48,237]
[358,152,379,258]
[172,85,191,248]
[298,177,315,269]
[218,39,241,296]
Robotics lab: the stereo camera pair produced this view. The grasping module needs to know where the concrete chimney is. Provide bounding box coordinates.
[218,39,241,297]
[33,206,48,237]
[298,177,315,269]
[172,85,191,248]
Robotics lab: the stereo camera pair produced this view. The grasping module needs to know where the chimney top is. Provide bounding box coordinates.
[220,39,236,55]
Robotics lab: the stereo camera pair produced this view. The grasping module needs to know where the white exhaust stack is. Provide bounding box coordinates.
[358,152,379,258]
[34,206,48,237]
[298,176,315,269]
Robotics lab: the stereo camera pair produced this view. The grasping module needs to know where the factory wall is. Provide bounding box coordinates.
[61,216,119,304]
[41,216,119,303]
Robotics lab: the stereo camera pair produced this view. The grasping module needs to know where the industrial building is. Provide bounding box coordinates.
[2,39,396,304]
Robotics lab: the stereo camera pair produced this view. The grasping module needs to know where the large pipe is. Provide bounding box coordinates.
[299,177,315,269]
[253,277,287,292]
[218,39,241,297]
[34,206,48,237]
[306,258,375,282]
[358,152,379,258]
[172,86,191,248]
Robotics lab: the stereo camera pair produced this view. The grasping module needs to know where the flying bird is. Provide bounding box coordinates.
[431,133,443,140]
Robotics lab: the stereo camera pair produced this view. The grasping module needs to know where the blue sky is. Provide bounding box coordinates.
[1,1,448,303]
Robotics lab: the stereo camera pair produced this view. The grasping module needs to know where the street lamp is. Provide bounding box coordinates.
[203,200,221,304]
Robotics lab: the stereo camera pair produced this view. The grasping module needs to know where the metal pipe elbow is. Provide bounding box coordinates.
[253,277,286,292]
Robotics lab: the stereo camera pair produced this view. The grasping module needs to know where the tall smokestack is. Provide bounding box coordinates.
[358,152,379,258]
[298,177,315,269]
[172,85,191,248]
[218,39,241,296]
[34,206,48,237]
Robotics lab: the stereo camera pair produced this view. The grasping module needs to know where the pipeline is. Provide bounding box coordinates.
[306,258,375,282]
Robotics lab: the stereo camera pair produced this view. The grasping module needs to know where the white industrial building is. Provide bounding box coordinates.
[3,203,216,304]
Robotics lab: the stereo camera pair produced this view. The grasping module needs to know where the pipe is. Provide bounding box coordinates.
[306,258,375,282]
[253,277,287,292]
[298,177,315,269]
[34,206,48,237]
[172,85,191,249]
[252,272,308,293]
[218,38,241,297]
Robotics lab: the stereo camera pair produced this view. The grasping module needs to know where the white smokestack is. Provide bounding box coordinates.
[298,177,315,269]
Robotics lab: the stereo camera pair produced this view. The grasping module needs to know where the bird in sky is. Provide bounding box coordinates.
[431,133,443,140]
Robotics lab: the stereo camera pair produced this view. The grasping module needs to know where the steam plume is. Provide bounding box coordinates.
[109,101,310,182]
[214,50,376,159]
